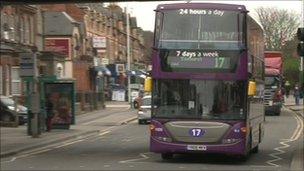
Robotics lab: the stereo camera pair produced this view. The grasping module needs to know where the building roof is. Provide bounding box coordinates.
[130,17,137,28]
[43,12,79,36]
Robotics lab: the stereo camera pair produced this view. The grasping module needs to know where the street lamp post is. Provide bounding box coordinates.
[126,7,131,104]
[299,0,304,89]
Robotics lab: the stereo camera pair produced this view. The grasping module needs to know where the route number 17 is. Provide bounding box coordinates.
[190,128,204,137]
[215,57,225,68]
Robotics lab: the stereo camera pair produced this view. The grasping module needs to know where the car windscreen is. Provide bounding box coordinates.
[265,76,279,86]
[152,79,246,120]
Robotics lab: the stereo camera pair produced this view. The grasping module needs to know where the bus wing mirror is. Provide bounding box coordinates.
[248,81,257,96]
[144,77,152,92]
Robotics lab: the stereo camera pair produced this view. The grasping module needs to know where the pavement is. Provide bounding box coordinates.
[105,101,132,108]
[0,101,137,158]
[284,96,303,117]
[284,96,303,171]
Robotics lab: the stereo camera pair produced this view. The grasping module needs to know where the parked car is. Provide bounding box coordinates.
[138,95,151,124]
[0,96,28,125]
[17,104,28,125]
[0,96,17,123]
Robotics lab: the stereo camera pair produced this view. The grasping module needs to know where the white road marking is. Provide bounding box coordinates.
[99,131,110,136]
[266,139,291,167]
[120,116,137,125]
[1,127,116,163]
[54,139,84,148]
[119,152,151,164]
[87,131,111,142]
[1,157,16,163]
[130,120,137,124]
[82,120,97,125]
[122,138,133,142]
[266,110,304,167]
[249,165,276,168]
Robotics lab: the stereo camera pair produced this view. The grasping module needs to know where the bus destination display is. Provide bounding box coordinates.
[167,50,231,69]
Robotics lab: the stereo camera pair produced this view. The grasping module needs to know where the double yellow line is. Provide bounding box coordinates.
[290,111,303,141]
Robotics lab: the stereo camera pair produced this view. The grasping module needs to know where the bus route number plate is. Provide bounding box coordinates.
[187,145,207,151]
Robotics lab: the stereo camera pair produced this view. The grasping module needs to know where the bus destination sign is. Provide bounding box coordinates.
[167,50,231,69]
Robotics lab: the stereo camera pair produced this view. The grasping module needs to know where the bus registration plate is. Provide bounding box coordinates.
[187,145,207,151]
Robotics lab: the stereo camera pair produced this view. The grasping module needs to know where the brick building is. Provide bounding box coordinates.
[0,5,42,99]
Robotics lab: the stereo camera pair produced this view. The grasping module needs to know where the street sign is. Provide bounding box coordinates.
[92,37,106,48]
[20,52,37,77]
[101,58,109,65]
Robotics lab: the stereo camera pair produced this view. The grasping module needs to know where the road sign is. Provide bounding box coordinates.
[101,58,109,65]
[20,52,37,77]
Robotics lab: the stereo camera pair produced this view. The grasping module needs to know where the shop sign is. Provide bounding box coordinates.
[93,37,106,48]
[44,38,70,58]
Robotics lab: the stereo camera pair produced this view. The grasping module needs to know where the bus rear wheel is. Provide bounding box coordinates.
[161,153,173,160]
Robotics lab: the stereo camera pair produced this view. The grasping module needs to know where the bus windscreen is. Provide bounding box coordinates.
[152,80,246,120]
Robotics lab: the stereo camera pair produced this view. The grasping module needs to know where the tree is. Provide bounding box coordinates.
[255,7,300,51]
[283,56,300,87]
[282,35,301,87]
[143,31,154,63]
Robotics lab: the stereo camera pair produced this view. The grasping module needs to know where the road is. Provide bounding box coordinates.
[1,107,303,170]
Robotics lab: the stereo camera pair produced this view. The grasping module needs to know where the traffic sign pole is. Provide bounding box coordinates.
[20,52,40,138]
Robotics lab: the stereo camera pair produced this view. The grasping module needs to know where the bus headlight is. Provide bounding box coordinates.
[222,138,241,144]
[156,136,172,142]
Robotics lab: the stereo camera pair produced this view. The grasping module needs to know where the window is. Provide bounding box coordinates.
[24,16,30,44]
[158,10,245,50]
[1,13,9,39]
[0,66,3,94]
[14,15,19,42]
[20,17,25,43]
[29,16,34,44]
[8,14,15,41]
[11,67,21,95]
[5,65,10,96]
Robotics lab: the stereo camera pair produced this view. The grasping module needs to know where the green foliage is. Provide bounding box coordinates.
[283,56,300,86]
[255,7,300,51]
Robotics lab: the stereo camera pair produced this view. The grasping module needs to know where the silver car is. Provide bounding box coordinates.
[138,95,151,124]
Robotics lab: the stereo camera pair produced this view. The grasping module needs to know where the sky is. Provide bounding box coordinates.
[116,0,303,31]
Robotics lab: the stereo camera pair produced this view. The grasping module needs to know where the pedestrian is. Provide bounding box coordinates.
[293,83,300,106]
[45,96,54,132]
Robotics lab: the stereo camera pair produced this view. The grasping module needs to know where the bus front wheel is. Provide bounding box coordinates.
[161,153,173,160]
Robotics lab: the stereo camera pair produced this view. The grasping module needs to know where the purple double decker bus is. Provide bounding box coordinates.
[149,3,265,160]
